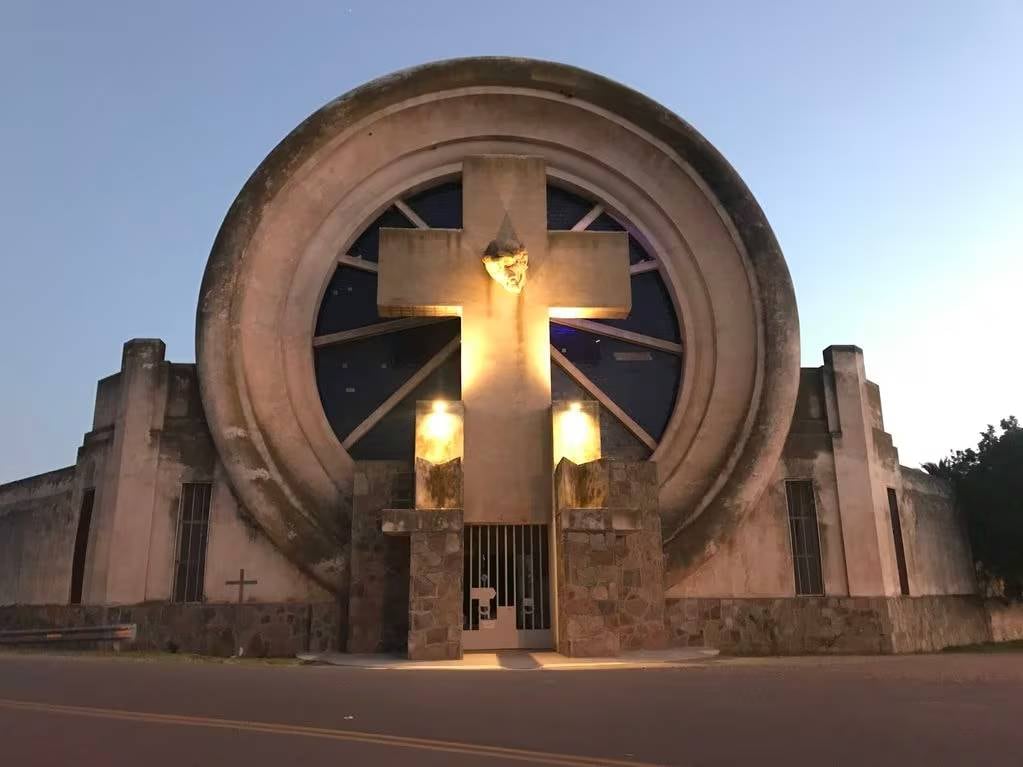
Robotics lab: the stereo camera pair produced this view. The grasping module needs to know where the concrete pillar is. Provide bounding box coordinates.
[823,346,897,596]
[92,339,167,604]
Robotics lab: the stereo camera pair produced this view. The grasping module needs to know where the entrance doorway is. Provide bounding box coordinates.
[462,524,552,650]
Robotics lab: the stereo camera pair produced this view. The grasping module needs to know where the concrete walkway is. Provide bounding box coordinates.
[296,647,718,670]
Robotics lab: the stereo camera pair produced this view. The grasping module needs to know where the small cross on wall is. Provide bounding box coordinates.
[225,568,257,604]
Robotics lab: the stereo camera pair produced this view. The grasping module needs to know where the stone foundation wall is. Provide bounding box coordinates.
[381,508,465,661]
[988,601,1023,642]
[347,462,412,653]
[0,601,341,657]
[665,595,994,655]
[408,529,463,660]
[557,513,667,656]
[555,459,666,657]
[886,595,990,652]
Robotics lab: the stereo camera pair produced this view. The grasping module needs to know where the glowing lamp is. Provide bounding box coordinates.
[552,400,601,466]
[416,399,464,465]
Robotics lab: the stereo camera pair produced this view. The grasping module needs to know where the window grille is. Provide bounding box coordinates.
[173,483,212,603]
[785,480,824,596]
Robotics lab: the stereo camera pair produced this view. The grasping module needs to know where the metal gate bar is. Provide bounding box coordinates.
[463,524,550,632]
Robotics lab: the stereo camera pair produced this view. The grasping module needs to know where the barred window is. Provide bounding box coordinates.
[785,480,824,596]
[173,483,212,603]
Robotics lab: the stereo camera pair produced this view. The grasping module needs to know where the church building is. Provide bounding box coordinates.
[0,58,986,658]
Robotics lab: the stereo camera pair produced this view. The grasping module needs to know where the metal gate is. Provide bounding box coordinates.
[463,524,552,650]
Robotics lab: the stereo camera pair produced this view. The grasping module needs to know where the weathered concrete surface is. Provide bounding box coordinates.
[666,348,977,605]
[667,366,841,597]
[0,601,340,657]
[1,343,334,609]
[195,57,799,588]
[823,346,898,595]
[414,458,463,510]
[0,468,77,605]
[899,467,974,595]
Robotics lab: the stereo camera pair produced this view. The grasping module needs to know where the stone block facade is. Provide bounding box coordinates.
[665,595,993,655]
[347,462,412,653]
[381,508,465,660]
[0,601,341,657]
[554,458,666,656]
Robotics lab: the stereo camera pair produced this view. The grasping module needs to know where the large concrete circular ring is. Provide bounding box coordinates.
[196,58,800,592]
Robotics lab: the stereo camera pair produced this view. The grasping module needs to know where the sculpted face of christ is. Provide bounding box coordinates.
[482,238,529,294]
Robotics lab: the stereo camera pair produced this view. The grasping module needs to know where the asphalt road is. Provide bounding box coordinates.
[1,652,1021,766]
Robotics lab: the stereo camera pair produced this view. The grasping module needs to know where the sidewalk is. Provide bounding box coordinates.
[297,647,719,671]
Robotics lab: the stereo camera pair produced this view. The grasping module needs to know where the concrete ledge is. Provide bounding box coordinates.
[557,508,642,533]
[381,508,463,535]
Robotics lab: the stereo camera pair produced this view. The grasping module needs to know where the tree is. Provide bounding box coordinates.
[925,417,1023,598]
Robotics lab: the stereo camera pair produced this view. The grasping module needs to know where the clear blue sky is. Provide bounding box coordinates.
[1,1,1019,482]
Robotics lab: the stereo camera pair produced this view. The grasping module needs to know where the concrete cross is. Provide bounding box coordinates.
[225,568,257,604]
[377,155,630,524]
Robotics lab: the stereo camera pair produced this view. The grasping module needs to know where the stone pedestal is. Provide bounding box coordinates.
[382,509,464,660]
[554,459,666,656]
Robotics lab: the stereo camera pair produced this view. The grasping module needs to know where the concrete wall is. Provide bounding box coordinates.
[666,348,976,603]
[0,468,78,605]
[899,467,974,595]
[666,367,843,598]
[203,465,333,604]
[1,339,335,610]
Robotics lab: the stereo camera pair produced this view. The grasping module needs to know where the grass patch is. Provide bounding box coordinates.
[944,639,1023,654]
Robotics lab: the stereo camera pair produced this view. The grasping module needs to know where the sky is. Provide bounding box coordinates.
[0,1,1020,483]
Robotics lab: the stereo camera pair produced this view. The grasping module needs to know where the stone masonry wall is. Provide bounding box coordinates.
[665,595,994,655]
[0,601,341,657]
[555,459,666,656]
[347,462,412,653]
[886,595,990,652]
[404,510,464,660]
[666,597,889,654]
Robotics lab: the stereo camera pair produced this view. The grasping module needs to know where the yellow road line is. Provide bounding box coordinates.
[0,698,667,767]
